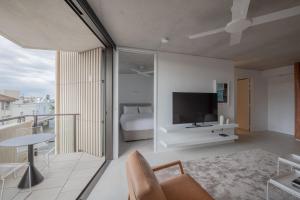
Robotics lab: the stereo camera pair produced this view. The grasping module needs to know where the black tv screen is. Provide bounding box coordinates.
[173,92,218,124]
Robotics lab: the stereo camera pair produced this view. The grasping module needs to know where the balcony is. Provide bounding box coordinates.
[0,1,112,199]
[0,114,105,200]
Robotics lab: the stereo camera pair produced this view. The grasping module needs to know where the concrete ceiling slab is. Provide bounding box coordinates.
[119,51,154,74]
[88,0,300,69]
[0,0,103,51]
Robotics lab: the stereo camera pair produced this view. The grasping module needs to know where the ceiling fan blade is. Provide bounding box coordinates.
[144,70,154,74]
[130,68,151,77]
[188,0,249,41]
[231,0,251,20]
[188,27,224,39]
[130,68,140,73]
[138,72,150,77]
[251,5,300,26]
[230,32,242,45]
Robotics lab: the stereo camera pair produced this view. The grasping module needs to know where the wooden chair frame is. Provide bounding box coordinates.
[152,160,184,175]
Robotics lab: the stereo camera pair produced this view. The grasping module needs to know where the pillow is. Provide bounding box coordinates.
[139,106,152,114]
[124,106,138,114]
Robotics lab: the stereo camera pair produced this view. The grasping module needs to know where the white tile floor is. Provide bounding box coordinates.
[1,152,105,200]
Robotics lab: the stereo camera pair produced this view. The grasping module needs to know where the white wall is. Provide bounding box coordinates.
[119,74,154,104]
[235,66,295,135]
[235,69,268,131]
[262,66,294,135]
[157,52,235,130]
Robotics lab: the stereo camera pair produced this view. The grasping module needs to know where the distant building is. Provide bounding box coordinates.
[0,93,18,119]
[0,89,20,99]
[0,90,54,120]
[11,94,54,116]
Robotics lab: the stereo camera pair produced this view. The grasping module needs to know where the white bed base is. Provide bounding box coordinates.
[122,129,153,142]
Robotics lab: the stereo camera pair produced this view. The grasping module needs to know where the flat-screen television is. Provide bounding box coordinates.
[173,92,218,124]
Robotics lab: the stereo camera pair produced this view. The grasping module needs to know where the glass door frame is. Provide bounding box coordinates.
[65,0,115,198]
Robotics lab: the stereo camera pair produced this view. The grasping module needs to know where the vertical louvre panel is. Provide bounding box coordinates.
[56,48,103,157]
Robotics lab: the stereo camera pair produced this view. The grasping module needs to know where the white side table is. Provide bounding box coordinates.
[0,133,55,189]
[267,170,300,200]
[278,154,300,175]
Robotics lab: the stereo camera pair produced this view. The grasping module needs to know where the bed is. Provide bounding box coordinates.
[120,103,154,141]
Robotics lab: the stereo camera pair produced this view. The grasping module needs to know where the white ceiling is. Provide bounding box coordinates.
[0,0,103,51]
[119,51,154,74]
[88,0,300,70]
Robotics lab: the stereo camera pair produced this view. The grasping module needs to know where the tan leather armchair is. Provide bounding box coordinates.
[126,151,214,200]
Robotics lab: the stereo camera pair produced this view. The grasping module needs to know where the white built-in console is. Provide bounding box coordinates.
[159,123,238,149]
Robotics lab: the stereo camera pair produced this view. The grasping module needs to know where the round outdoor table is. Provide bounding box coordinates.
[0,133,55,189]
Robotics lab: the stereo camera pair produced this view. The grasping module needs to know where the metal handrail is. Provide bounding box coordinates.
[0,113,80,123]
[0,113,80,152]
[0,116,26,123]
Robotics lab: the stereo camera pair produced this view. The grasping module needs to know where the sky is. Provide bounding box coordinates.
[0,35,55,97]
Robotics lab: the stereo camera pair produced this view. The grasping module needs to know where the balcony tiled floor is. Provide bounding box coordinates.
[2,152,104,200]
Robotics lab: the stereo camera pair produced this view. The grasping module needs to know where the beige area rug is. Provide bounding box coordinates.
[155,149,297,200]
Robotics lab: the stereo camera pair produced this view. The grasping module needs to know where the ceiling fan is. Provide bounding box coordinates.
[188,0,300,45]
[130,66,154,77]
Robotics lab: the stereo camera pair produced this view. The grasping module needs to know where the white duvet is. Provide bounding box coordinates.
[120,113,154,131]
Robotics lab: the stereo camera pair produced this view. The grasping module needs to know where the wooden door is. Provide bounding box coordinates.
[237,78,250,132]
[295,63,300,139]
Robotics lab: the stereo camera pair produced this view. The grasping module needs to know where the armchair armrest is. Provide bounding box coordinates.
[152,160,184,174]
